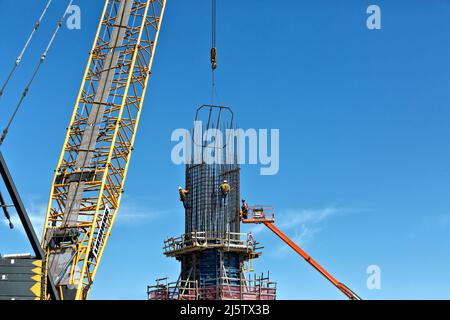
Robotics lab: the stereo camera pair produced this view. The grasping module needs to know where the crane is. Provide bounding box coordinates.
[1,0,212,300]
[242,206,361,300]
[40,0,166,300]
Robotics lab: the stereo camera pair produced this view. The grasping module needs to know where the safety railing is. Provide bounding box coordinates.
[147,278,199,300]
[148,273,277,301]
[242,206,275,223]
[163,230,257,255]
[199,275,277,300]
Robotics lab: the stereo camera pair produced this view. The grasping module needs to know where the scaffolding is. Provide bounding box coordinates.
[148,273,276,301]
[163,231,259,258]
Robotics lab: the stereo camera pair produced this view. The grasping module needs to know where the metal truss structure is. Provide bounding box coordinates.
[41,0,166,300]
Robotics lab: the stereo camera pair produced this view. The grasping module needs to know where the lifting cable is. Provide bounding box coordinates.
[0,0,54,233]
[0,0,73,147]
[0,0,54,100]
[210,0,220,105]
[211,0,217,72]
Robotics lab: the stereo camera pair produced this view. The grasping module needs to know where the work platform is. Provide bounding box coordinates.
[163,231,261,260]
[0,255,44,300]
[241,206,275,224]
[148,274,276,301]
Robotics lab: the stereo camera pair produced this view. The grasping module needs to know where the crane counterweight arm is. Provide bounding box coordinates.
[263,222,361,300]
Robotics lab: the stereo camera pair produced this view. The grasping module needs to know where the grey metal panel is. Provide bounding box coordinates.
[61,287,77,300]
[0,267,40,275]
[0,281,40,297]
[0,296,36,300]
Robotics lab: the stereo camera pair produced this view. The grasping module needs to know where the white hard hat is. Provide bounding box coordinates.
[223,180,227,183]
[178,186,182,190]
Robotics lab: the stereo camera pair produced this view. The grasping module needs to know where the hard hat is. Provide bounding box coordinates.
[178,186,182,190]
[242,199,246,202]
[223,180,227,183]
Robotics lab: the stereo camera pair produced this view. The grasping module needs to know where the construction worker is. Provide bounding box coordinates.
[247,232,255,249]
[219,179,230,206]
[178,186,189,209]
[241,199,249,220]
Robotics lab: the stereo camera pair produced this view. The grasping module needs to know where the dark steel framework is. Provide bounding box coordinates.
[0,151,59,300]
[185,105,239,236]
[185,158,240,236]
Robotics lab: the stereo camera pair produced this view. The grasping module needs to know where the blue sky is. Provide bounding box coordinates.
[2,0,450,299]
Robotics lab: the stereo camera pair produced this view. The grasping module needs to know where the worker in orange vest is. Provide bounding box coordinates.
[178,186,189,209]
[241,199,249,220]
[219,180,230,206]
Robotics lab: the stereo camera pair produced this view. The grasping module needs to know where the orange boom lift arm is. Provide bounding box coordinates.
[242,206,361,300]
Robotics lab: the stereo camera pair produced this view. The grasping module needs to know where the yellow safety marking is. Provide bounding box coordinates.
[32,260,42,268]
[30,282,41,297]
[31,267,42,275]
[31,274,42,282]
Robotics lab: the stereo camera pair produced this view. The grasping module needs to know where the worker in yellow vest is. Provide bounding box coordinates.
[219,180,230,206]
[179,186,189,209]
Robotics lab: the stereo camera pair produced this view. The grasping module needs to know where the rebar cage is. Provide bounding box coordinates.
[185,105,239,236]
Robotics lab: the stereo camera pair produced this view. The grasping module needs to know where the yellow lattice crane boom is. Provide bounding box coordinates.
[41,0,166,300]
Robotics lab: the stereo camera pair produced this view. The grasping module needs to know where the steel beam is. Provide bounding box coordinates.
[0,151,59,300]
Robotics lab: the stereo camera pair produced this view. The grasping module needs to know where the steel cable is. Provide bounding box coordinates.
[0,0,74,147]
[0,0,54,100]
